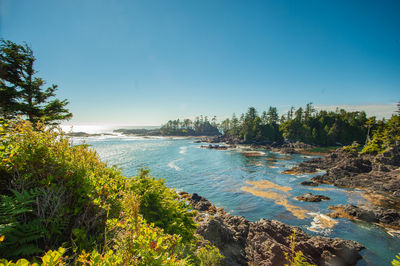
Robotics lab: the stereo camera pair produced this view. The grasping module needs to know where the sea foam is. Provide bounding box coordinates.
[168,159,183,171]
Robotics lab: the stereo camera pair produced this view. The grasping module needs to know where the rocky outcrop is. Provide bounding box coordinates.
[285,145,400,234]
[300,181,319,187]
[180,192,364,266]
[287,146,400,202]
[271,141,316,155]
[328,204,400,232]
[200,144,232,150]
[296,193,330,202]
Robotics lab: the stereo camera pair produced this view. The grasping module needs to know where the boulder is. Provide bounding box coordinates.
[296,193,330,202]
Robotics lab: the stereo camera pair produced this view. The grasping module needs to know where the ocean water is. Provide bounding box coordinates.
[74,135,400,265]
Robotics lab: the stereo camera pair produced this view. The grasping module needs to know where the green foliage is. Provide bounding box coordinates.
[0,119,220,265]
[128,169,197,243]
[0,247,66,266]
[222,104,369,146]
[195,245,224,266]
[284,229,316,266]
[392,252,400,266]
[94,191,189,265]
[0,40,72,124]
[160,116,220,136]
[0,119,128,256]
[342,142,360,154]
[362,115,400,154]
[0,189,45,258]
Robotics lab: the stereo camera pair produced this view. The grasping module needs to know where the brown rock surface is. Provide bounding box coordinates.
[182,192,363,266]
[296,193,330,202]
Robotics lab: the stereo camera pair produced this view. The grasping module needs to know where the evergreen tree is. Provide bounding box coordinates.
[0,40,72,124]
[267,106,279,125]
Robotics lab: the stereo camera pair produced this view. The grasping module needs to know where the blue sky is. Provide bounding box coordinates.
[1,0,399,125]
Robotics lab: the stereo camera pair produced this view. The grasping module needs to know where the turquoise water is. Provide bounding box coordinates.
[76,135,400,265]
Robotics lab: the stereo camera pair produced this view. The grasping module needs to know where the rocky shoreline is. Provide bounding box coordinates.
[197,135,336,156]
[286,145,400,235]
[179,192,363,266]
[197,136,400,252]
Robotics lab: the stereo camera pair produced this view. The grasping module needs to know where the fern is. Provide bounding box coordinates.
[0,189,45,259]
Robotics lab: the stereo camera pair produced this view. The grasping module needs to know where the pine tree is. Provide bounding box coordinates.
[0,40,72,124]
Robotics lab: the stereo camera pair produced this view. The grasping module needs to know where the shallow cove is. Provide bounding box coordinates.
[76,136,400,265]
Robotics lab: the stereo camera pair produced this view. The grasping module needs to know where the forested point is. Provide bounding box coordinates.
[137,103,399,154]
[219,104,370,146]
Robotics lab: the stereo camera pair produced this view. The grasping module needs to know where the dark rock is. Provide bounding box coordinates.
[286,145,400,206]
[296,193,330,202]
[300,181,319,187]
[328,204,400,230]
[200,144,229,150]
[182,192,363,266]
[188,193,217,214]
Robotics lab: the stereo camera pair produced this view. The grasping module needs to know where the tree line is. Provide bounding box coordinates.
[160,115,220,136]
[163,102,398,150]
[219,104,370,146]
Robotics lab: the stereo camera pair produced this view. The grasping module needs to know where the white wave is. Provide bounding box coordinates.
[307,212,338,235]
[179,146,188,154]
[168,159,183,171]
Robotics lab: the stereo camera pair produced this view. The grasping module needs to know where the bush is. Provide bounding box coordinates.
[342,142,360,154]
[195,245,224,266]
[128,169,197,243]
[0,119,221,265]
[0,119,127,257]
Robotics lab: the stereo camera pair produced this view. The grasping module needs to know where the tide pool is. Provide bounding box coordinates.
[75,135,400,265]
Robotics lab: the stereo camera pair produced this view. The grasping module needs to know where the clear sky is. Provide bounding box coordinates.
[1,0,399,125]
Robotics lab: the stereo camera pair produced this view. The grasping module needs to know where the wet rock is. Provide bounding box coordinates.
[183,192,364,266]
[286,146,400,207]
[200,144,229,150]
[296,193,330,202]
[328,204,400,230]
[300,181,319,187]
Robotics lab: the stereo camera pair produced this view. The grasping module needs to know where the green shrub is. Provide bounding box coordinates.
[195,245,224,266]
[128,169,197,243]
[0,119,221,265]
[0,121,220,265]
[342,142,360,154]
[0,247,66,265]
[0,120,128,257]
